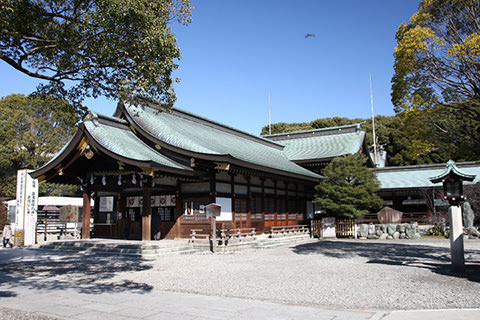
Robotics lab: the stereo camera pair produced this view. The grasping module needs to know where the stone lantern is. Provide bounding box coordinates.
[430,160,475,271]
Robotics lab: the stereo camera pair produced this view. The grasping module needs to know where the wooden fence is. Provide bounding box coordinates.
[312,218,356,238]
[336,219,355,238]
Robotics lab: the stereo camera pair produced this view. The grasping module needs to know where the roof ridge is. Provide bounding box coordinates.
[85,110,129,127]
[375,160,480,172]
[171,107,286,149]
[124,103,286,150]
[263,123,364,140]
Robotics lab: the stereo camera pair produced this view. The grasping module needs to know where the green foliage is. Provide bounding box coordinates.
[428,223,449,238]
[391,0,480,161]
[0,0,192,110]
[39,183,80,197]
[0,94,80,197]
[392,0,480,113]
[0,198,7,231]
[314,154,383,218]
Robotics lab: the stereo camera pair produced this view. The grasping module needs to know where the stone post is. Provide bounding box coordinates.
[449,205,465,271]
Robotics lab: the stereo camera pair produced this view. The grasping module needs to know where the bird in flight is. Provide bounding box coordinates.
[304,33,316,38]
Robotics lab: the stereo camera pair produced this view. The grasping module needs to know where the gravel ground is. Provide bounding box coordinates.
[0,307,61,320]
[1,238,479,312]
[125,238,480,310]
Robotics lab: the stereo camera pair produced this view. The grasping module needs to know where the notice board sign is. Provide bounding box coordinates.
[321,217,336,238]
[15,169,38,246]
[59,205,81,223]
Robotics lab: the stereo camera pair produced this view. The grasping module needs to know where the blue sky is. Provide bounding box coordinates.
[0,0,420,135]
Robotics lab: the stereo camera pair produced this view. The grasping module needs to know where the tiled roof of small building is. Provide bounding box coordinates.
[263,124,365,162]
[376,162,480,190]
[121,104,321,180]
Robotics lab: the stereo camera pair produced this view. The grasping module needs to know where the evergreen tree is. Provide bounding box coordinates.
[314,154,383,218]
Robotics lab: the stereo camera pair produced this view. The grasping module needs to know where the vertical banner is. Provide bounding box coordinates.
[15,169,39,246]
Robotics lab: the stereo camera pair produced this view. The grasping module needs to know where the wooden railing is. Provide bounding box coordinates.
[401,212,428,223]
[36,222,81,239]
[268,224,309,238]
[189,229,211,243]
[190,228,257,244]
[219,228,256,244]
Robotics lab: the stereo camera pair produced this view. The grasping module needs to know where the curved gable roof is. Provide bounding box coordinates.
[263,124,365,162]
[120,103,321,181]
[32,112,193,180]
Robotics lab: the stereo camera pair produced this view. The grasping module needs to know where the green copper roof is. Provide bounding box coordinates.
[429,160,476,183]
[376,162,480,190]
[84,113,190,171]
[123,104,320,180]
[264,124,365,162]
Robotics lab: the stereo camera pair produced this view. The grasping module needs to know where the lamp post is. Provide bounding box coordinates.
[430,160,475,272]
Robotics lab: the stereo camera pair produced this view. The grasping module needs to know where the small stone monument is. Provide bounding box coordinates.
[359,224,368,239]
[463,201,479,238]
[462,201,475,228]
[377,207,403,224]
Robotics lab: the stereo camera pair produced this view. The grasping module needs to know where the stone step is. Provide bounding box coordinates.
[34,239,198,256]
[253,234,312,249]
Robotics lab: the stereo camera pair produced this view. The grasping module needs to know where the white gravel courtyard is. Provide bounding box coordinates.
[0,238,479,311]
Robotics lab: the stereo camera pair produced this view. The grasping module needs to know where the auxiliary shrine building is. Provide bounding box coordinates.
[31,102,366,240]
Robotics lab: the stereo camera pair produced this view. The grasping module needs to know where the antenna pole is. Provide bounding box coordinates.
[268,91,271,135]
[369,73,377,167]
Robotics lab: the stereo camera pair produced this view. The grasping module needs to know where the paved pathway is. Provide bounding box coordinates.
[0,285,478,320]
[0,286,383,320]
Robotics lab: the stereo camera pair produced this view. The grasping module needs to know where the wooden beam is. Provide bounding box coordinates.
[142,185,152,241]
[81,192,91,239]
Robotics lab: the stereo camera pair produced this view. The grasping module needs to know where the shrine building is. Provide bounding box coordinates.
[32,102,341,240]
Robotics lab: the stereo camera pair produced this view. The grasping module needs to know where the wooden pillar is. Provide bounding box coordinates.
[175,189,182,238]
[209,170,216,204]
[118,194,127,239]
[261,179,265,232]
[273,180,278,226]
[142,186,152,241]
[230,173,235,226]
[82,192,91,239]
[246,176,251,227]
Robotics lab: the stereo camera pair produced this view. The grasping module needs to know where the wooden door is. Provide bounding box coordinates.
[264,198,275,228]
[234,199,249,229]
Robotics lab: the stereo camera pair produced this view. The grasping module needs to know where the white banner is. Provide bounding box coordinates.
[15,170,38,246]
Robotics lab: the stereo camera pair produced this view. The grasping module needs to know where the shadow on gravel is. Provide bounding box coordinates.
[0,249,153,294]
[0,290,17,297]
[292,240,480,283]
